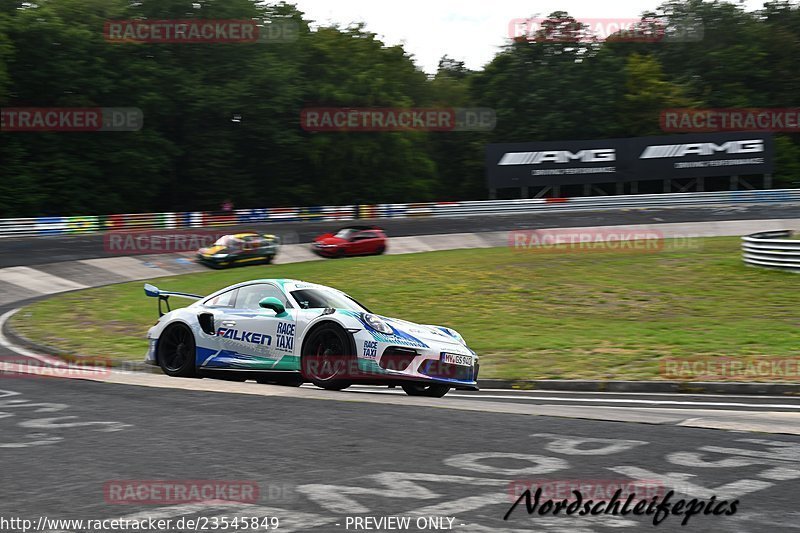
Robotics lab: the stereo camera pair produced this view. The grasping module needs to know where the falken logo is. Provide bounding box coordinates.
[639,140,763,159]
[498,149,616,166]
[217,328,272,346]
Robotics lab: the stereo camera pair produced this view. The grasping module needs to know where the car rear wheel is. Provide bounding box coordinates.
[157,323,196,378]
[402,383,450,398]
[301,324,353,391]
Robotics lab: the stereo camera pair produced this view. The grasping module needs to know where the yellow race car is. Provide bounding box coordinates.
[196,233,280,268]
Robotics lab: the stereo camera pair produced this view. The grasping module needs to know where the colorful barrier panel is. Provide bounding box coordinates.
[2,190,799,239]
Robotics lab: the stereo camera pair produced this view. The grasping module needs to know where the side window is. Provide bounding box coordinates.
[205,289,238,308]
[242,236,263,252]
[235,284,290,310]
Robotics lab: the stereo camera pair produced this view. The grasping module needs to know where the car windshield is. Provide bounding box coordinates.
[213,236,238,248]
[290,288,369,312]
[334,229,357,239]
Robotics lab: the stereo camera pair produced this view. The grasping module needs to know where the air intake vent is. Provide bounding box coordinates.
[198,313,215,336]
[379,347,417,372]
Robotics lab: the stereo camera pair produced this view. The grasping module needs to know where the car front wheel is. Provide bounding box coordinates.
[301,323,353,391]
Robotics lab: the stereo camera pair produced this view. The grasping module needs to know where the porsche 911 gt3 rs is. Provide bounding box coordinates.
[144,279,479,397]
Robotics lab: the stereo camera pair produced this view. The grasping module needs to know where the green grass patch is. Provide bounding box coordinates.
[11,237,800,380]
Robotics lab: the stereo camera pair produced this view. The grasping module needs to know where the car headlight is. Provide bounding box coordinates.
[212,254,229,259]
[364,314,393,335]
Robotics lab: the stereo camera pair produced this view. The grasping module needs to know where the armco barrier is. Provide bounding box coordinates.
[742,230,800,272]
[1,189,800,239]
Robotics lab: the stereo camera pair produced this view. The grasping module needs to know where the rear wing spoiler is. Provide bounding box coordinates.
[144,284,204,317]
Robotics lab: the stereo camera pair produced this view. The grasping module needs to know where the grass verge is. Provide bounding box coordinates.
[9,237,800,380]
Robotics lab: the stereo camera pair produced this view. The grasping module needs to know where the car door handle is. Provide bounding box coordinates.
[221,320,236,327]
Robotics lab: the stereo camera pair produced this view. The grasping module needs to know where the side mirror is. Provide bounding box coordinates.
[259,297,288,317]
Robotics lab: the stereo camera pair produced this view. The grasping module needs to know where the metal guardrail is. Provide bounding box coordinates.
[742,230,800,272]
[1,189,800,239]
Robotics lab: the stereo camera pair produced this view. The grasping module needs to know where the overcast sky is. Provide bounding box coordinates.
[293,0,767,73]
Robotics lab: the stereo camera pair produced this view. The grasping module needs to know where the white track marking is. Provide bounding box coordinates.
[208,506,334,532]
[0,309,110,376]
[0,266,87,294]
[78,257,172,279]
[114,501,248,522]
[0,435,63,448]
[0,309,67,365]
[609,466,773,499]
[344,384,800,401]
[443,453,568,476]
[449,394,800,409]
[529,434,647,456]
[339,387,800,409]
[476,389,800,400]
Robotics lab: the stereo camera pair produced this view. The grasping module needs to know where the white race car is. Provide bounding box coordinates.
[144,279,479,397]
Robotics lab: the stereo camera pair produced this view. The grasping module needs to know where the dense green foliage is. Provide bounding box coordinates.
[1,0,798,216]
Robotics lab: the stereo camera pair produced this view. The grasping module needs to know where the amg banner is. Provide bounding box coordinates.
[628,132,773,180]
[486,138,621,187]
[486,132,774,188]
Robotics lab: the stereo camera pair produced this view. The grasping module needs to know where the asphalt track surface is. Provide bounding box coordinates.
[1,376,799,533]
[2,203,800,267]
[1,205,799,532]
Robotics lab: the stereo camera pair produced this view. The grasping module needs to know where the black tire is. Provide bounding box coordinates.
[375,245,386,255]
[301,323,354,391]
[402,383,451,398]
[263,255,274,265]
[157,323,197,378]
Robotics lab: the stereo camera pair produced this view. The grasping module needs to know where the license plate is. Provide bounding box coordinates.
[441,353,473,367]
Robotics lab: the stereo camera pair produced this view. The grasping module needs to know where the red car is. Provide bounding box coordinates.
[312,225,388,258]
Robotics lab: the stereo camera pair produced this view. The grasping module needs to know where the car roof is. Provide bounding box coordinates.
[201,279,351,305]
[232,279,334,291]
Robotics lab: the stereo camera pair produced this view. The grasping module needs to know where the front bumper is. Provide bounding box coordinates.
[365,346,480,390]
[144,337,158,366]
[196,254,229,266]
[312,245,340,257]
